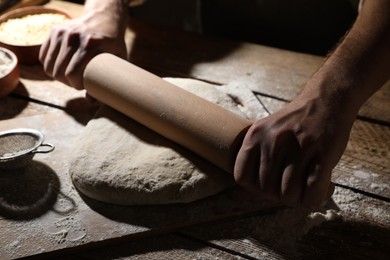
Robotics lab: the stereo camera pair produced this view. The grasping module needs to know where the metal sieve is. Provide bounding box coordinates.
[0,128,54,170]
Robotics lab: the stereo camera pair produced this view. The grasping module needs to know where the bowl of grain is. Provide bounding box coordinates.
[0,47,19,98]
[0,6,71,65]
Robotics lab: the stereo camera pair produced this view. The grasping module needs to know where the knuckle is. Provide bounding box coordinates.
[51,26,65,38]
[246,123,264,139]
[82,34,101,49]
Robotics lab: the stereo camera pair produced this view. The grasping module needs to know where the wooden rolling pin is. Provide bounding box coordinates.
[83,53,253,173]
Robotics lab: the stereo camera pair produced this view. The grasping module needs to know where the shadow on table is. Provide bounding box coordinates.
[77,218,390,259]
[63,99,99,126]
[0,161,60,220]
[293,218,390,259]
[59,195,389,260]
[0,82,29,120]
[19,64,51,81]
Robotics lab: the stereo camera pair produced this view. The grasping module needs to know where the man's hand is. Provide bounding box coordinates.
[234,87,353,207]
[234,0,390,208]
[39,0,128,90]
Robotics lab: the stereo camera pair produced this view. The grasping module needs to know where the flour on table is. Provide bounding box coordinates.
[70,78,262,205]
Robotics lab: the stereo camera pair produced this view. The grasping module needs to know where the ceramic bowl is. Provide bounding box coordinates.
[0,6,71,65]
[0,47,19,98]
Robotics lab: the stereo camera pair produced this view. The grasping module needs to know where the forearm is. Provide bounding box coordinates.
[82,0,130,37]
[303,0,390,116]
[84,0,130,12]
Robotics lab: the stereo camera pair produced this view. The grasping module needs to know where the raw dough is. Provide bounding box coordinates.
[70,78,263,205]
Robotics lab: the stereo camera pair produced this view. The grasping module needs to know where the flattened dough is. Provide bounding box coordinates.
[70,78,264,205]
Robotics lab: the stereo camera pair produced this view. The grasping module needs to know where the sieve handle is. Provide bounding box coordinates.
[32,143,55,154]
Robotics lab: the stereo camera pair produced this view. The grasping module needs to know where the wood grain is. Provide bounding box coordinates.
[334,119,390,199]
[127,17,390,125]
[57,234,241,260]
[179,186,390,260]
[1,2,388,259]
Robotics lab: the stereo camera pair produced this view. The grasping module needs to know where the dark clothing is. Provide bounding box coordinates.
[131,0,358,55]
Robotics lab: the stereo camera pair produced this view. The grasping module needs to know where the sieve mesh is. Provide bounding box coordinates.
[0,133,37,158]
[0,129,54,170]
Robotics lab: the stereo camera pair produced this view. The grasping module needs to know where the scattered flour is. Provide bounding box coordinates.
[253,206,343,249]
[305,209,342,230]
[353,170,371,179]
[370,182,390,193]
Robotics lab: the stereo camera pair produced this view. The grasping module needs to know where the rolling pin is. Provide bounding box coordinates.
[83,53,253,174]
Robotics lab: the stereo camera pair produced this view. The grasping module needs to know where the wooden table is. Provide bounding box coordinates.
[1,1,389,259]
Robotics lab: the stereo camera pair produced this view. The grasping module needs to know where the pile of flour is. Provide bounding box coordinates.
[0,49,13,77]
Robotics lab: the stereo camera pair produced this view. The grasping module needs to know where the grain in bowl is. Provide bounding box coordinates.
[0,12,69,46]
[0,7,71,64]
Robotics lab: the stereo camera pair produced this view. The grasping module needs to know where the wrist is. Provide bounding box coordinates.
[83,0,129,37]
[300,63,361,124]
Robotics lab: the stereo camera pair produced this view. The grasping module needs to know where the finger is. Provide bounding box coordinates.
[258,144,284,201]
[280,165,299,206]
[65,33,105,90]
[302,162,333,207]
[39,32,51,63]
[52,32,80,85]
[234,140,260,193]
[42,29,64,77]
[258,130,299,204]
[65,48,97,90]
[280,140,311,206]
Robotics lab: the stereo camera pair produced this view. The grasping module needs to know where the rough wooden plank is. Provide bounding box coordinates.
[56,234,241,260]
[357,80,390,125]
[179,186,390,260]
[256,94,286,115]
[334,120,390,199]
[128,17,321,99]
[127,18,390,124]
